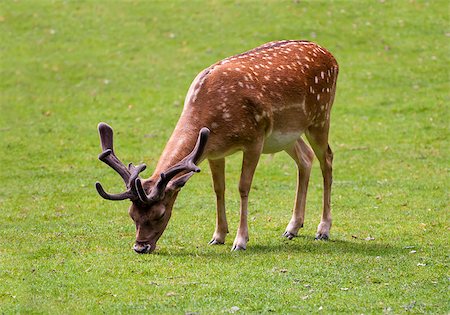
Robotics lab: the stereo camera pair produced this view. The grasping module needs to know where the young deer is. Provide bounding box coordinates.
[96,40,339,253]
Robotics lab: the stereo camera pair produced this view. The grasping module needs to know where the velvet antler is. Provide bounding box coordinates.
[95,122,146,202]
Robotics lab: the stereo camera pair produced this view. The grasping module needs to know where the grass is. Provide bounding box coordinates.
[0,0,448,313]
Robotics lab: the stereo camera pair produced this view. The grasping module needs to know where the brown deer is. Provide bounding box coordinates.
[95,40,339,253]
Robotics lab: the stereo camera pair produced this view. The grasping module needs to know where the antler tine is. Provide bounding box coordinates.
[97,122,132,184]
[190,127,211,162]
[95,182,134,201]
[135,127,210,204]
[98,122,114,152]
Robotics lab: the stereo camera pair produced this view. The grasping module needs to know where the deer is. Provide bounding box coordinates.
[95,40,339,253]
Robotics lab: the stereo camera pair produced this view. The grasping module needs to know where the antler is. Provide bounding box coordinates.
[95,122,146,202]
[135,127,210,203]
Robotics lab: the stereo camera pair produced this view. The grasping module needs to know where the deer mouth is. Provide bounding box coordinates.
[133,242,155,254]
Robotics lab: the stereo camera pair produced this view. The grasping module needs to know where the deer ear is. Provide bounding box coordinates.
[167,172,196,192]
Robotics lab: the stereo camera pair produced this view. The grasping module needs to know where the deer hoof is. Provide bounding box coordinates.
[282,231,296,240]
[315,233,329,240]
[208,239,225,245]
[231,244,246,251]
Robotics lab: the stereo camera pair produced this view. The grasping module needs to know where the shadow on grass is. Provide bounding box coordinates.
[251,237,399,256]
[156,236,403,259]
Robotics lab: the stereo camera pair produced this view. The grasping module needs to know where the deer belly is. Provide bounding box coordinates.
[262,131,300,153]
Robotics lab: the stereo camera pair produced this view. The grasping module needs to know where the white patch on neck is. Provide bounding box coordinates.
[184,68,209,109]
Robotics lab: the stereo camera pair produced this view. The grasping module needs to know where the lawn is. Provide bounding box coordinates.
[0,0,448,313]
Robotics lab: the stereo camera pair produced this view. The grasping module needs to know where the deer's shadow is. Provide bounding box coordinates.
[155,236,404,259]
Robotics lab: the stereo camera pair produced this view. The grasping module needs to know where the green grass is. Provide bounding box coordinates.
[0,0,448,313]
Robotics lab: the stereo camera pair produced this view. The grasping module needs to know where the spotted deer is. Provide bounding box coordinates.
[96,40,339,253]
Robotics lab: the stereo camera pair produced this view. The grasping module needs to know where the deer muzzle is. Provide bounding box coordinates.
[133,242,154,254]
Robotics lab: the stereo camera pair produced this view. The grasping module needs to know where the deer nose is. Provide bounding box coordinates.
[133,243,151,254]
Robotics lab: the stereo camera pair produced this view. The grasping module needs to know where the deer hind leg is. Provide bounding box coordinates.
[305,125,333,240]
[208,158,228,245]
[282,138,314,240]
[232,143,263,251]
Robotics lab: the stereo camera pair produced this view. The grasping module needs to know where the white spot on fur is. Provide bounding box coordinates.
[302,104,307,116]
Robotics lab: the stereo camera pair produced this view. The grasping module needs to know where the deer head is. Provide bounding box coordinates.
[95,122,210,253]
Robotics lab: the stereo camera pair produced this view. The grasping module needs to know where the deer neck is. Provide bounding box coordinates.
[150,114,202,180]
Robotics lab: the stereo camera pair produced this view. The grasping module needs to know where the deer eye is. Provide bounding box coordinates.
[151,204,166,221]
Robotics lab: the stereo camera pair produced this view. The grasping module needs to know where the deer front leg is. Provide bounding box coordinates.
[283,138,314,239]
[232,144,263,251]
[208,158,228,245]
